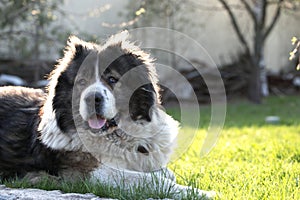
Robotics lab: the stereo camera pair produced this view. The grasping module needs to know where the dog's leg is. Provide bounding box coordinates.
[91,165,215,199]
[23,171,61,185]
[150,167,176,182]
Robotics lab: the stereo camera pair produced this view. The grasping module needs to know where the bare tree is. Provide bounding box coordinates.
[216,0,300,103]
[125,0,299,103]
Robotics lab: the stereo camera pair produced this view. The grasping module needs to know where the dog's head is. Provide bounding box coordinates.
[40,31,160,146]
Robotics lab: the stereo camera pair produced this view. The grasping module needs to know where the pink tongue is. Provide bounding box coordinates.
[88,115,107,129]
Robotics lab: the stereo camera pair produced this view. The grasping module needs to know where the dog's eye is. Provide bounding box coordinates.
[108,76,118,84]
[78,79,87,86]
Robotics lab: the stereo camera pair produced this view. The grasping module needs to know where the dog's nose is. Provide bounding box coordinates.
[85,92,103,107]
[94,92,103,106]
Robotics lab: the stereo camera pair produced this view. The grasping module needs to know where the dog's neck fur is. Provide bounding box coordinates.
[77,108,179,172]
[38,94,178,172]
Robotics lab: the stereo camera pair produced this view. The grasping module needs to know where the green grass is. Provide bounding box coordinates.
[1,95,300,199]
[168,95,300,200]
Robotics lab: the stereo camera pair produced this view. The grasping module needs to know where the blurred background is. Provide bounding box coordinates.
[0,0,299,104]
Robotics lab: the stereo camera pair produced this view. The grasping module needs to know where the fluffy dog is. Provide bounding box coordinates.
[0,31,215,199]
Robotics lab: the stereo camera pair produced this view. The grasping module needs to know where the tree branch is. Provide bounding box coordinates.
[263,0,283,40]
[261,0,268,28]
[240,0,257,25]
[218,0,251,55]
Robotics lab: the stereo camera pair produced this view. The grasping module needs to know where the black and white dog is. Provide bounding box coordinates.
[0,31,215,199]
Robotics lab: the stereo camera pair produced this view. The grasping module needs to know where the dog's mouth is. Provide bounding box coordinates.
[86,114,118,134]
[88,115,107,129]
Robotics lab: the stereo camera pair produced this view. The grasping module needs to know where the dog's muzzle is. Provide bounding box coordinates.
[83,91,118,134]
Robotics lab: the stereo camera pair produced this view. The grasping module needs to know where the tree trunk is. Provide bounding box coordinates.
[259,49,269,97]
[247,0,269,103]
[248,35,264,103]
[248,58,262,104]
[217,0,281,103]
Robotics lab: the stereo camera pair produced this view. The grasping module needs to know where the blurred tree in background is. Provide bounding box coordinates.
[125,0,299,103]
[0,0,68,60]
[217,0,299,103]
[124,0,194,70]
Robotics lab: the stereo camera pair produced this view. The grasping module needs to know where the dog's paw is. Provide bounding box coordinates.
[182,188,216,199]
[151,167,176,182]
[194,189,216,199]
[172,184,216,199]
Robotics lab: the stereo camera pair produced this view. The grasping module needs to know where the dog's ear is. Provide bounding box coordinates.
[66,35,95,60]
[129,84,156,122]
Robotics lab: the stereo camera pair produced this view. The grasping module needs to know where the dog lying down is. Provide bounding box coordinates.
[0,31,215,199]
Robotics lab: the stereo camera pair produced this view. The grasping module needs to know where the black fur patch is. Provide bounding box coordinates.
[0,87,61,179]
[102,52,157,122]
[129,84,155,122]
[73,44,84,60]
[53,41,91,133]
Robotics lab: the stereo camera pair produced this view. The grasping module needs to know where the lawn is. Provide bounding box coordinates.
[1,95,300,199]
[168,95,300,200]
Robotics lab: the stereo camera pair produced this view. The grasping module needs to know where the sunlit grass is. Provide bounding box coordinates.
[1,95,300,199]
[169,95,300,199]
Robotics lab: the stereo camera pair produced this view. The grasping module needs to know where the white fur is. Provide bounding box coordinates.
[79,82,117,120]
[39,110,81,151]
[38,77,83,151]
[78,108,178,172]
[39,110,83,151]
